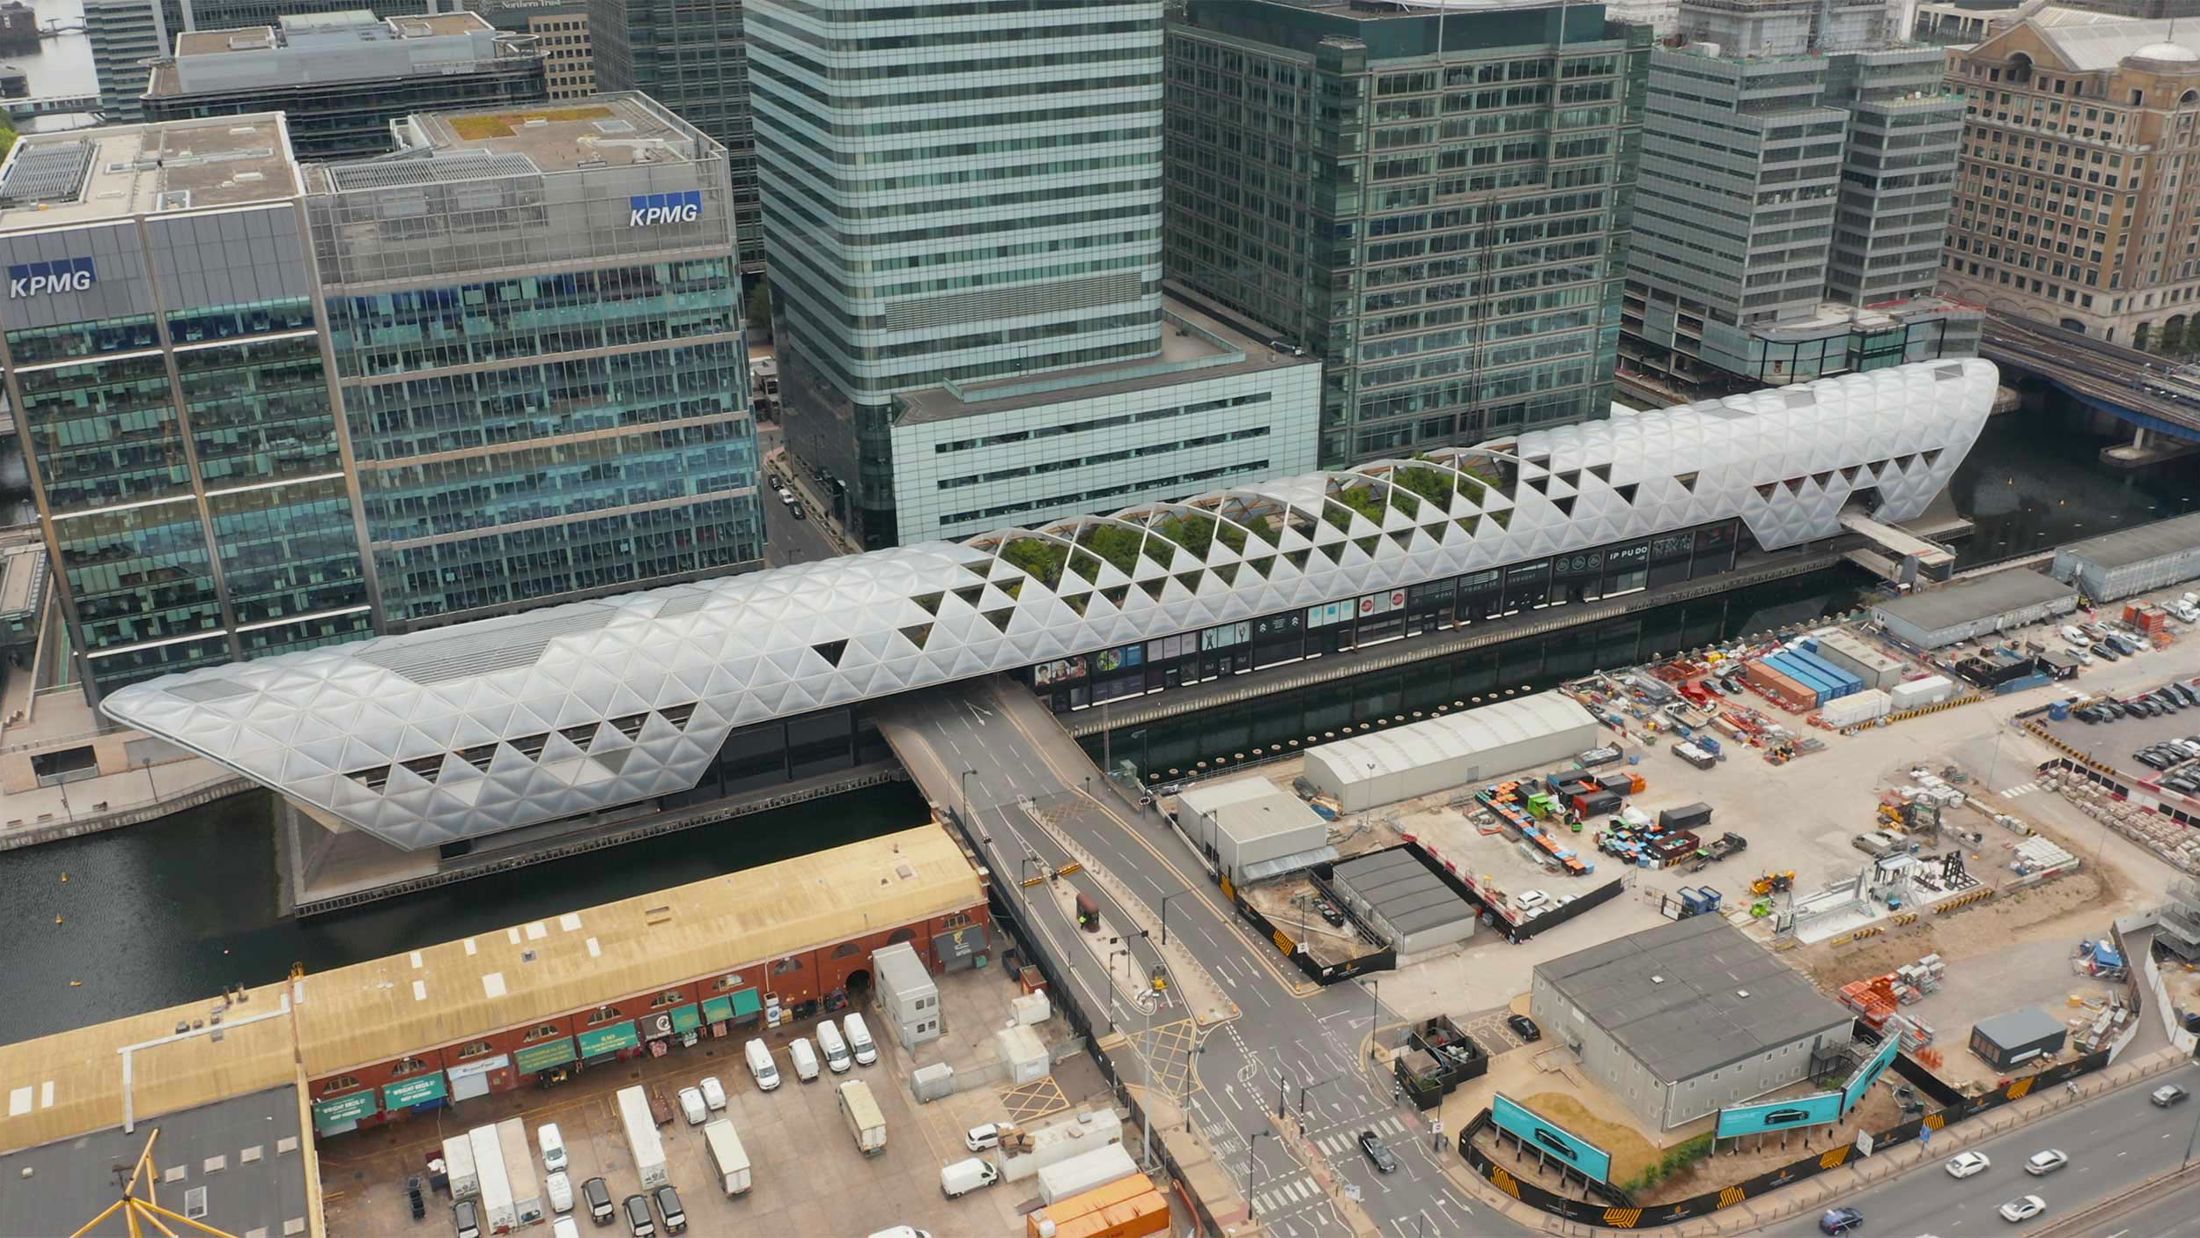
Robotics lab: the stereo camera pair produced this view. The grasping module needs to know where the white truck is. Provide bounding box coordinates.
[468,1125,518,1234]
[496,1117,544,1226]
[837,1079,887,1157]
[940,1157,1000,1198]
[1037,1144,1138,1206]
[703,1118,752,1196]
[443,1133,481,1200]
[617,1085,671,1190]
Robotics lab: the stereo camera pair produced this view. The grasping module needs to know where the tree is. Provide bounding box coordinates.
[2157,320,2187,358]
[0,116,16,163]
[744,280,772,340]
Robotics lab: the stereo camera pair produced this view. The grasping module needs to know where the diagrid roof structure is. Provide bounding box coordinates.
[103,359,1999,849]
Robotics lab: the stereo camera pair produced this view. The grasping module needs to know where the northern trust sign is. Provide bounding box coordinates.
[8,257,95,298]
[629,190,702,227]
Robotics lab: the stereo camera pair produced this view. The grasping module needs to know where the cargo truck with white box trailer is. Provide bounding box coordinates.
[703,1119,752,1196]
[497,1117,544,1226]
[1037,1144,1139,1206]
[443,1133,480,1200]
[838,1079,887,1156]
[617,1085,671,1189]
[468,1125,517,1233]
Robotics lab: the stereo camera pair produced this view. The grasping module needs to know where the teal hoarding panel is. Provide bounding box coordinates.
[1842,1036,1903,1114]
[1715,1091,1844,1139]
[1492,1094,1613,1184]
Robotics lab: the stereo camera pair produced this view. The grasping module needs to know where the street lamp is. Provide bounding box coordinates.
[960,767,977,830]
[1159,889,1185,948]
[1247,1130,1275,1188]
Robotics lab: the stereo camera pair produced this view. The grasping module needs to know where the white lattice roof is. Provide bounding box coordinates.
[102,359,1999,849]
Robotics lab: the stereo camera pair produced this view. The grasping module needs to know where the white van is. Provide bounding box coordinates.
[843,1013,878,1066]
[537,1123,567,1173]
[816,1020,853,1073]
[744,1038,781,1091]
[789,1036,822,1082]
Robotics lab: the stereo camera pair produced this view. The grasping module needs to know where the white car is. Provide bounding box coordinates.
[699,1075,727,1111]
[677,1085,708,1126]
[2023,1149,2068,1176]
[1514,890,1550,912]
[553,1218,581,1238]
[546,1171,573,1215]
[1945,1151,1990,1179]
[1997,1194,2046,1223]
[2060,625,2088,645]
[964,1122,1001,1152]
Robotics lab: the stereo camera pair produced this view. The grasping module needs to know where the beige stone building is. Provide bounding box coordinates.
[528,10,594,99]
[1941,9,2200,346]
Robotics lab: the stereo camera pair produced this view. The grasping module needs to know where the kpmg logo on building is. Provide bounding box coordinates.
[629,190,703,228]
[7,256,95,298]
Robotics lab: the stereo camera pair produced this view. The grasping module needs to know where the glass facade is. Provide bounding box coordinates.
[1164,1,1648,465]
[143,58,550,161]
[750,0,1169,547]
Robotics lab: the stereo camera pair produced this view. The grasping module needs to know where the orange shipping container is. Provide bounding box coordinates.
[1036,1189,1170,1238]
[1027,1176,1154,1235]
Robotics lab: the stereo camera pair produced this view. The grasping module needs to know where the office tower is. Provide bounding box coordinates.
[306,93,764,626]
[749,0,1319,548]
[1165,0,1649,466]
[587,0,760,270]
[142,12,549,160]
[0,115,374,698]
[1941,14,2200,346]
[465,1,595,100]
[1625,2,1973,391]
[86,0,438,123]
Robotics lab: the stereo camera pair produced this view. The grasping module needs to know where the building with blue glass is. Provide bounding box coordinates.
[0,95,764,700]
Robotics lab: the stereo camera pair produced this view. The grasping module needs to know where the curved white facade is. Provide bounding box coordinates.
[103,359,1998,849]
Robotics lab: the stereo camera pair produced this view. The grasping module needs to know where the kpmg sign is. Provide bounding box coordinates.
[629,189,703,227]
[1491,1094,1614,1184]
[7,257,95,298]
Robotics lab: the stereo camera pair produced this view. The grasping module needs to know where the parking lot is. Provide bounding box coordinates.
[2038,672,2200,803]
[322,976,1052,1237]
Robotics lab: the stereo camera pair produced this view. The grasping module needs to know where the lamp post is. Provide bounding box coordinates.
[960,767,977,831]
[1247,1130,1274,1188]
[1159,890,1185,948]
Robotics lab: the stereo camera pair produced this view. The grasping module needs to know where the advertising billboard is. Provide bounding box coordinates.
[1491,1094,1613,1184]
[1842,1035,1903,1114]
[1714,1091,1845,1139]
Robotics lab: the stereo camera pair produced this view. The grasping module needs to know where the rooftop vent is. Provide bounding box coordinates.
[1650,974,1665,984]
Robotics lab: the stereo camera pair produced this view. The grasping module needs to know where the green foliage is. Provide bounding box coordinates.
[1000,537,1065,587]
[1393,465,1455,508]
[1153,513,1215,559]
[1625,1133,1715,1192]
[744,281,772,339]
[1078,523,1144,576]
[1331,486,1386,528]
[1216,520,1248,553]
[2155,320,2191,357]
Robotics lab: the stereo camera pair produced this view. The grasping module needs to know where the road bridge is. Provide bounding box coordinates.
[2,95,100,120]
[1979,313,2200,465]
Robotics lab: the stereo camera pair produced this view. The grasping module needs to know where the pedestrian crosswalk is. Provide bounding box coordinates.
[1311,1113,1411,1157]
[1252,1176,1321,1214]
[1999,780,2041,798]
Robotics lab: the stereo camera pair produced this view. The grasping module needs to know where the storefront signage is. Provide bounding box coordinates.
[1715,1090,1843,1139]
[670,1003,703,1034]
[383,1072,448,1109]
[629,189,702,227]
[8,257,94,298]
[1491,1094,1613,1184]
[1357,589,1406,617]
[577,1020,640,1058]
[515,1037,576,1073]
[311,1090,378,1134]
[701,988,761,1024]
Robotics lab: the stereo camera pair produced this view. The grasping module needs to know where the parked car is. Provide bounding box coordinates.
[1507,1014,1543,1043]
[1818,1207,1864,1235]
[539,1123,568,1172]
[547,1171,573,1215]
[2152,1084,2189,1107]
[553,1218,581,1238]
[964,1122,1001,1152]
[699,1076,727,1111]
[621,1193,655,1238]
[2023,1149,2068,1175]
[677,1086,708,1126]
[1946,1151,1991,1179]
[1357,1130,1399,1174]
[646,1085,674,1126]
[582,1176,615,1225]
[653,1185,686,1235]
[454,1200,482,1238]
[1997,1194,2046,1223]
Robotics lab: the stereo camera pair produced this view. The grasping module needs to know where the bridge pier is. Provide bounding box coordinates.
[2100,423,2200,470]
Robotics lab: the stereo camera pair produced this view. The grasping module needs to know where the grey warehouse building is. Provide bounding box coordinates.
[1329,847,1475,955]
[2050,511,2200,603]
[1870,570,2078,650]
[1530,915,1853,1129]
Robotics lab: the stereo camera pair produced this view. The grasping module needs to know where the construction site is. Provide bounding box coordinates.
[1160,578,2200,1209]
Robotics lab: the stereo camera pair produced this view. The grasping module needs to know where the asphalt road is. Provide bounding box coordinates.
[1756,1062,2200,1237]
[2080,1174,2200,1238]
[881,679,1499,1238]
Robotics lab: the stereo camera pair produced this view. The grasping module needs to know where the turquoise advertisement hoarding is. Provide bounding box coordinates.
[1492,1094,1613,1184]
[1842,1035,1902,1114]
[1714,1090,1844,1139]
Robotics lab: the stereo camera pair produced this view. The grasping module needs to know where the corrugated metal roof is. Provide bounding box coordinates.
[1308,691,1601,783]
[1872,570,2074,634]
[2031,10,2197,69]
[2056,511,2200,572]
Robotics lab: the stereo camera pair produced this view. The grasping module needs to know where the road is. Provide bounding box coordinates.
[2075,1174,2200,1238]
[755,425,844,566]
[879,678,1499,1238]
[1756,1062,2200,1237]
[1980,313,2200,437]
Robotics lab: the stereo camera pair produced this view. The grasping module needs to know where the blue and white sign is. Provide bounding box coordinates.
[1715,1090,1845,1139]
[1491,1094,1613,1184]
[1841,1035,1903,1115]
[628,189,702,227]
[8,257,94,298]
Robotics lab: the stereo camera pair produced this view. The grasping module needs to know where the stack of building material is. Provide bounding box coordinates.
[1885,1012,1936,1050]
[2013,836,2079,877]
[1821,689,1892,728]
[1839,975,1900,1027]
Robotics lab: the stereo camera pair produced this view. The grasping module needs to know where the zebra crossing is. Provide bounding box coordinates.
[1999,780,2042,799]
[1251,1176,1323,1214]
[1310,1112,1411,1158]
